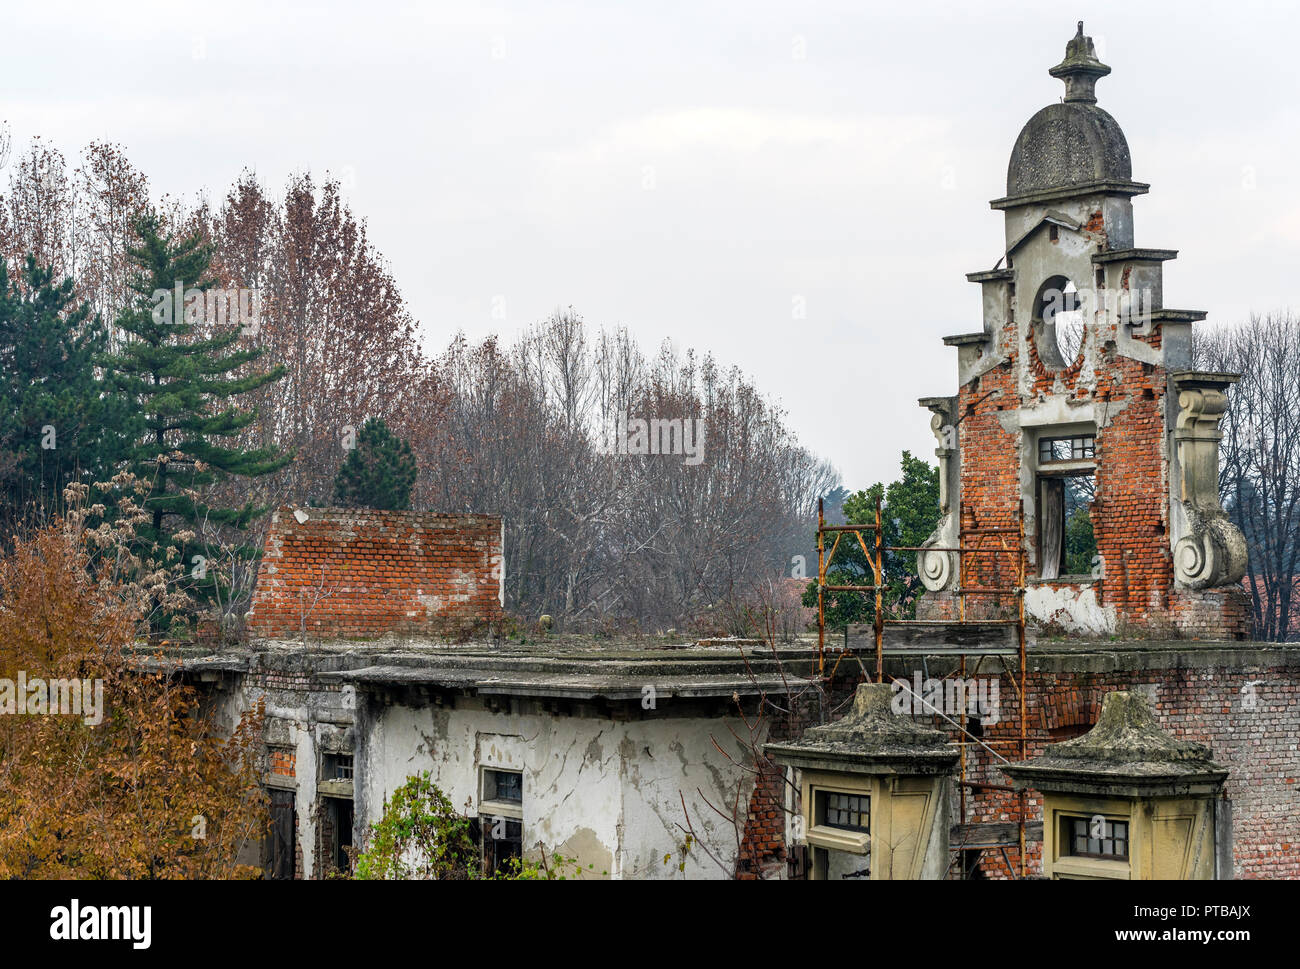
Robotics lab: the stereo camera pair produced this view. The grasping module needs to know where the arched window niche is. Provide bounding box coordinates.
[1032,275,1086,370]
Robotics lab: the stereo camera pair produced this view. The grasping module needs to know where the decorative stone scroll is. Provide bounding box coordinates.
[917,397,959,592]
[1171,373,1248,590]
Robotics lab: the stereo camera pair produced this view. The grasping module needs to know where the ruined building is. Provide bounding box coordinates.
[760,23,1297,881]
[916,22,1250,639]
[174,24,1296,882]
[189,507,807,880]
[800,22,1295,879]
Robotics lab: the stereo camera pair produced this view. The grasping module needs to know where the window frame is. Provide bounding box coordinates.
[1038,434,1096,466]
[1064,814,1130,861]
[1031,275,1087,370]
[479,767,524,820]
[820,791,870,833]
[1034,428,1098,581]
[1049,808,1133,880]
[805,784,871,855]
[322,752,354,782]
[477,767,525,875]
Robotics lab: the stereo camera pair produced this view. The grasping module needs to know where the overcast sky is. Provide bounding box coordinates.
[4,1,1298,489]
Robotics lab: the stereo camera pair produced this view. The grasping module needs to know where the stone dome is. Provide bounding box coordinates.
[1004,22,1137,199]
[1006,101,1133,197]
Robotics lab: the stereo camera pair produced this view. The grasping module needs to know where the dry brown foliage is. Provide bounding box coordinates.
[0,508,268,878]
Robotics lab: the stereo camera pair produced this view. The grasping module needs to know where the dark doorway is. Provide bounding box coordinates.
[268,789,296,880]
[323,797,354,875]
[471,816,523,874]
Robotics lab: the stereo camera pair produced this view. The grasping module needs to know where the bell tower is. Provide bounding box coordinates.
[917,23,1250,639]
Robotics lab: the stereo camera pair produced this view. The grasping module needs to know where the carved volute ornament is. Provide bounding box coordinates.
[1171,372,1248,590]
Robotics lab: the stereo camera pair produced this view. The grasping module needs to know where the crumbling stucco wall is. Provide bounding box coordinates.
[202,657,354,880]
[357,696,762,879]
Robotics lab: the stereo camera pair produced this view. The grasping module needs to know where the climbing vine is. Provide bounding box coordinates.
[352,772,607,880]
[353,772,477,880]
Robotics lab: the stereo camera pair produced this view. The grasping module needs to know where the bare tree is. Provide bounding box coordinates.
[208,171,437,511]
[415,311,837,633]
[0,138,152,340]
[0,130,838,638]
[1197,311,1300,641]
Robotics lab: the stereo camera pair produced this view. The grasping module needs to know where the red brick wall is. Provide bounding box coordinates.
[1172,587,1253,640]
[247,507,504,640]
[949,236,1247,638]
[737,677,861,879]
[957,362,1021,621]
[763,656,1298,879]
[736,756,788,879]
[269,747,296,777]
[953,660,1299,879]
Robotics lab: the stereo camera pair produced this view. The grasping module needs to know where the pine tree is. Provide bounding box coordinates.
[100,213,289,625]
[0,256,135,530]
[333,417,417,511]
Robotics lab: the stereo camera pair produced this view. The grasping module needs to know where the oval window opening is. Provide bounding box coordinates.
[1034,276,1085,369]
[1053,280,1085,364]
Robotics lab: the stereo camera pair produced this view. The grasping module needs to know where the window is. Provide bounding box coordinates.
[472,816,523,874]
[816,791,869,833]
[1032,276,1086,368]
[321,796,354,875]
[477,768,524,874]
[1037,430,1098,580]
[803,781,871,869]
[1065,815,1129,860]
[483,768,521,804]
[1062,473,1096,575]
[1039,472,1097,578]
[322,753,353,781]
[1039,434,1095,465]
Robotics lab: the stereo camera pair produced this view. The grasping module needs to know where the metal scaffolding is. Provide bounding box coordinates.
[815,495,1031,878]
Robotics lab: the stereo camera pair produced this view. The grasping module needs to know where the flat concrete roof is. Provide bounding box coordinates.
[319,663,810,701]
[140,634,1300,700]
[143,636,826,701]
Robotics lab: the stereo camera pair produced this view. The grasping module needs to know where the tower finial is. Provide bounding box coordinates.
[1049,21,1111,104]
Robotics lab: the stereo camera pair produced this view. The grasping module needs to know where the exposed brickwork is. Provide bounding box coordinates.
[247,507,504,641]
[764,651,1297,878]
[1172,587,1253,640]
[956,362,1021,621]
[736,676,861,879]
[947,249,1247,637]
[269,747,296,777]
[916,590,958,621]
[736,756,788,880]
[940,656,1300,879]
